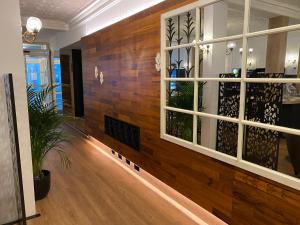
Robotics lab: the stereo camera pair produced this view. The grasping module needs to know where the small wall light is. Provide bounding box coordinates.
[285,56,298,73]
[247,48,255,67]
[95,66,104,85]
[200,45,210,54]
[22,17,42,43]
[239,48,254,55]
[155,52,161,72]
[226,41,236,55]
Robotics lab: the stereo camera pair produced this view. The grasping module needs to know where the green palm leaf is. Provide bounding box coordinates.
[27,85,70,177]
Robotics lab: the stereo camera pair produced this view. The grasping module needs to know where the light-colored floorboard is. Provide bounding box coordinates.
[28,127,198,225]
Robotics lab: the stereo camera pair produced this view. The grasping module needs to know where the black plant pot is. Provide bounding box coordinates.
[34,170,51,201]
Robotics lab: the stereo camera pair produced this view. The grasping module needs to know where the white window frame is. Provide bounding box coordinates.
[160,0,300,191]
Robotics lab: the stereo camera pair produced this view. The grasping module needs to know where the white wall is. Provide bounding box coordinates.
[225,30,300,74]
[226,18,300,74]
[201,2,228,149]
[286,30,300,75]
[225,36,267,72]
[0,0,36,217]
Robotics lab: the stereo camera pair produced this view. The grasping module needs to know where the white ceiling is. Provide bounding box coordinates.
[19,0,300,27]
[19,0,300,46]
[20,0,95,22]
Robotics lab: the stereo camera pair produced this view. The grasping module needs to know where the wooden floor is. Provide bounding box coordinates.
[28,127,198,225]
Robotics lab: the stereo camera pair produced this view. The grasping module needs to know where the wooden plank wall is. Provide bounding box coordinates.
[81,1,300,224]
[60,55,72,109]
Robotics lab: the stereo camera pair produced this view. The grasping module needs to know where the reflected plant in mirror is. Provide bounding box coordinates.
[166,111,193,142]
[167,82,194,142]
[167,81,194,110]
[166,82,206,142]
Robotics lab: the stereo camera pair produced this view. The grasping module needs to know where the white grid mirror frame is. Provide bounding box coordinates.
[160,0,300,190]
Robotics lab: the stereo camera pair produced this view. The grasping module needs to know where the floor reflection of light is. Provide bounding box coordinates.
[85,136,226,225]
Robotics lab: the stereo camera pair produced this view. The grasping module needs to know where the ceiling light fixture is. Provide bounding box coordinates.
[22,17,42,43]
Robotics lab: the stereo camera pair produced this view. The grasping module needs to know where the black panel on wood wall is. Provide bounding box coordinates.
[72,49,84,117]
[105,115,140,151]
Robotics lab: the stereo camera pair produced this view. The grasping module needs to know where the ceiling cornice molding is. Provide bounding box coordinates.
[69,0,121,29]
[21,17,69,31]
[229,0,300,20]
[253,0,300,20]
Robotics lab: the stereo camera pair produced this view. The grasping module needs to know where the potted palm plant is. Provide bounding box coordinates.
[27,85,70,201]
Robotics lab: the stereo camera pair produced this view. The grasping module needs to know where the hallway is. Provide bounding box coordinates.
[28,126,199,225]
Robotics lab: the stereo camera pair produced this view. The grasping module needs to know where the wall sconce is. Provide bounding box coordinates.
[239,48,254,55]
[95,66,104,85]
[291,59,297,65]
[247,48,254,67]
[226,41,236,55]
[285,57,298,73]
[22,17,42,43]
[155,52,161,72]
[200,45,210,54]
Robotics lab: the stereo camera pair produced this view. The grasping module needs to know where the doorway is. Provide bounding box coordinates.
[60,41,86,133]
[23,43,63,112]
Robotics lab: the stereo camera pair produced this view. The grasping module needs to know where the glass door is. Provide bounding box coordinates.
[24,54,51,92]
[23,43,51,91]
[23,43,63,112]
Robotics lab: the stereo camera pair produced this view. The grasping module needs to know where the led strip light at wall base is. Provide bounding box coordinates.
[85,136,226,225]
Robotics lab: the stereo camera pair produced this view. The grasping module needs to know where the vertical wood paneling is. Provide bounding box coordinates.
[81,1,300,224]
[60,55,72,109]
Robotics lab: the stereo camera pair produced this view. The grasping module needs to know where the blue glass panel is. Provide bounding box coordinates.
[170,69,177,91]
[55,94,63,111]
[53,58,63,111]
[26,63,41,92]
